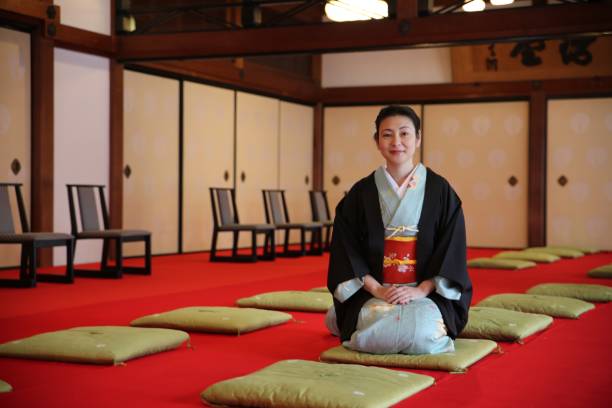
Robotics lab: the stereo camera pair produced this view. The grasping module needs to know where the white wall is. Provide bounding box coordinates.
[54,0,111,35]
[322,47,452,88]
[53,48,109,265]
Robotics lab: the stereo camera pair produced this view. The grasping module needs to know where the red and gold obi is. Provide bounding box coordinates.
[382,236,417,284]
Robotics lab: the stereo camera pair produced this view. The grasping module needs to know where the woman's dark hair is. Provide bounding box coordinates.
[374,105,421,140]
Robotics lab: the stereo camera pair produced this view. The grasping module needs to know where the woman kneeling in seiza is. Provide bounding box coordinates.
[326,105,472,355]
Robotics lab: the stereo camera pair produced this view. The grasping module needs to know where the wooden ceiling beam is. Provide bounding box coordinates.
[320,76,612,105]
[118,3,612,61]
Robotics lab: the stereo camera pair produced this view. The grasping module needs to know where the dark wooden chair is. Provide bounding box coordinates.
[67,184,151,278]
[0,183,74,287]
[309,190,333,251]
[262,189,323,257]
[209,187,275,262]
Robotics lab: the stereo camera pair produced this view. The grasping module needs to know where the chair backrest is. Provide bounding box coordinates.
[262,190,289,225]
[210,187,238,227]
[309,190,331,222]
[0,183,29,234]
[66,184,109,234]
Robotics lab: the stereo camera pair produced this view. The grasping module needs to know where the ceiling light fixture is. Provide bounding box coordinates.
[490,0,515,5]
[462,0,486,12]
[325,0,388,23]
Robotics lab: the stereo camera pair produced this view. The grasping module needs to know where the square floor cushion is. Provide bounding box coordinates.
[588,264,612,279]
[320,339,498,373]
[476,293,594,319]
[526,283,612,302]
[494,251,560,263]
[467,258,536,270]
[201,359,434,408]
[236,290,333,312]
[0,379,12,393]
[0,326,189,365]
[525,247,584,258]
[459,306,553,342]
[131,306,292,335]
[309,286,330,292]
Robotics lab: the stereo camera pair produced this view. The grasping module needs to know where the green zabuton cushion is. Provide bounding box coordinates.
[236,290,333,312]
[309,286,329,293]
[320,339,497,373]
[526,283,612,302]
[0,379,12,393]
[131,306,292,335]
[525,247,584,258]
[459,307,553,342]
[494,251,560,263]
[0,326,189,365]
[467,257,536,270]
[588,264,612,279]
[201,359,434,408]
[477,294,594,319]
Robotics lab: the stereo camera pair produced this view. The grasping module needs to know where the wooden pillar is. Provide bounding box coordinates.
[528,89,547,246]
[31,26,54,266]
[313,102,324,191]
[109,60,123,231]
[394,0,419,20]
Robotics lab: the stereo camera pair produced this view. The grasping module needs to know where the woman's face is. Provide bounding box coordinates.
[376,115,421,168]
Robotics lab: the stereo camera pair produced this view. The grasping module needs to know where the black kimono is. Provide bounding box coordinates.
[327,167,472,342]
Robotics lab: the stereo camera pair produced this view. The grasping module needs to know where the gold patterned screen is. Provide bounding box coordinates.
[547,98,612,250]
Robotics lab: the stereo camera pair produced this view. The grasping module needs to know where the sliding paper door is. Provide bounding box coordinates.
[183,82,235,252]
[0,27,30,267]
[547,98,612,250]
[123,70,179,255]
[423,101,529,248]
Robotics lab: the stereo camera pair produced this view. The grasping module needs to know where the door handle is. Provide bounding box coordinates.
[224,170,229,181]
[332,175,340,186]
[124,165,132,178]
[11,158,21,175]
[240,171,246,182]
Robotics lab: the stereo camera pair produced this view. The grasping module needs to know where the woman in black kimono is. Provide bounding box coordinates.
[326,105,472,355]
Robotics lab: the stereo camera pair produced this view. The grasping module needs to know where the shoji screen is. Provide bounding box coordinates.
[123,70,179,255]
[279,101,314,242]
[54,48,109,265]
[0,27,30,267]
[323,105,422,212]
[423,101,529,248]
[183,81,235,252]
[235,92,279,235]
[547,98,612,250]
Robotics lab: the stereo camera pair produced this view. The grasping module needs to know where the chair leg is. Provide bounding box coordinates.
[101,239,109,270]
[28,244,37,287]
[300,228,306,256]
[232,231,239,257]
[251,231,257,262]
[115,238,123,278]
[324,226,332,252]
[210,230,218,261]
[66,240,75,282]
[144,236,152,275]
[284,229,290,255]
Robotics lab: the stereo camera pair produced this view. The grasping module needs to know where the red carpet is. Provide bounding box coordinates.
[0,248,611,407]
